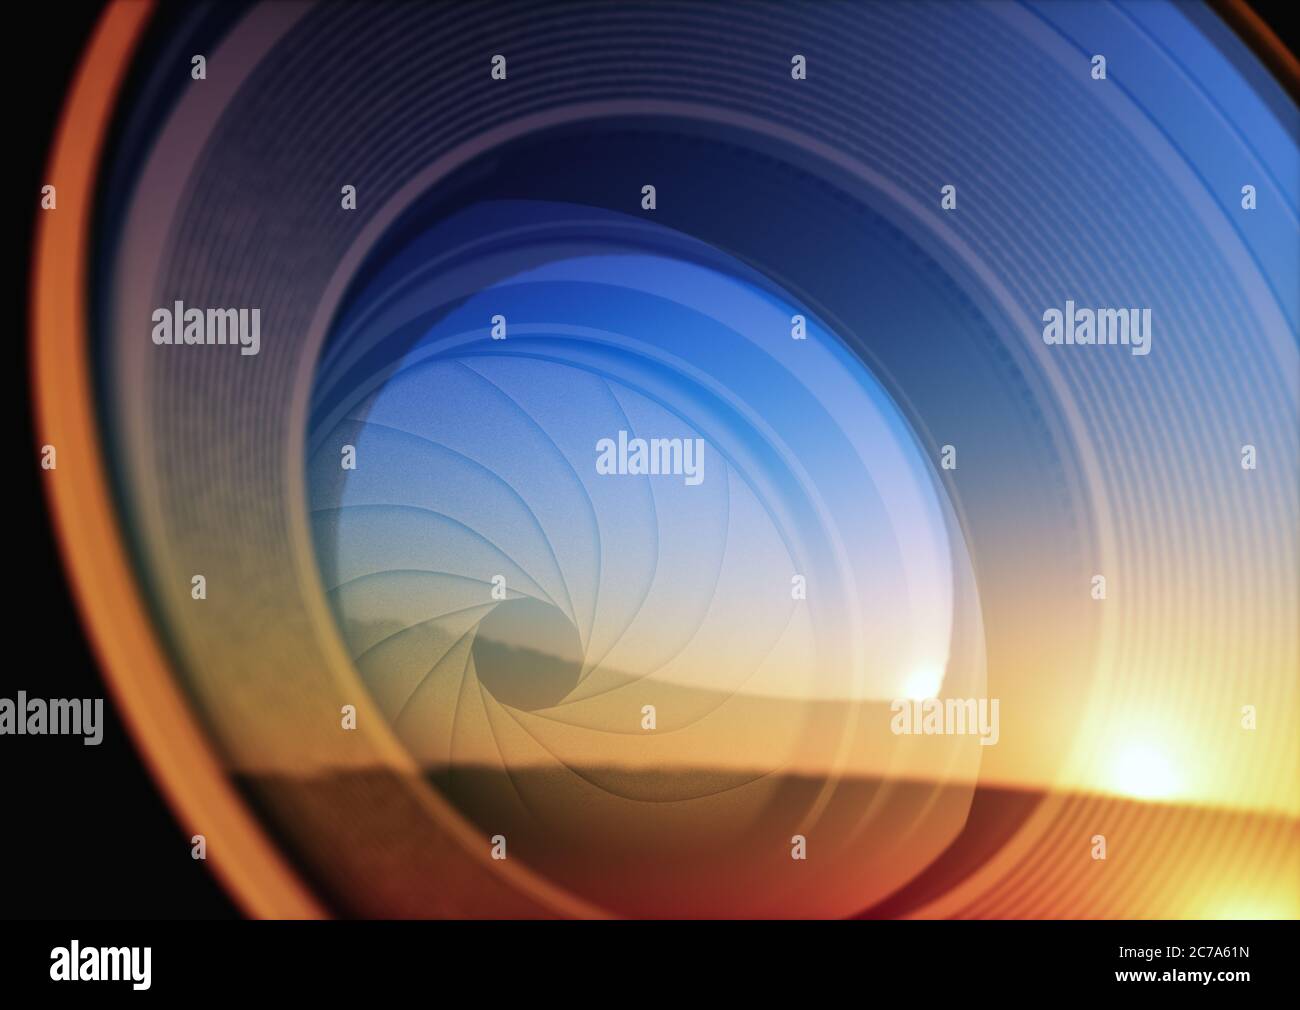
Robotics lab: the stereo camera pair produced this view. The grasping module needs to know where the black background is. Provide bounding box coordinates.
[9,0,236,919]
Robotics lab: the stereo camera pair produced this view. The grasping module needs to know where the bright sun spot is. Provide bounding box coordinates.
[1110,743,1179,800]
[903,666,944,700]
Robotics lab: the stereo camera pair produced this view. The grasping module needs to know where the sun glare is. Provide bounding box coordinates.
[903,666,944,700]
[1110,743,1180,800]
